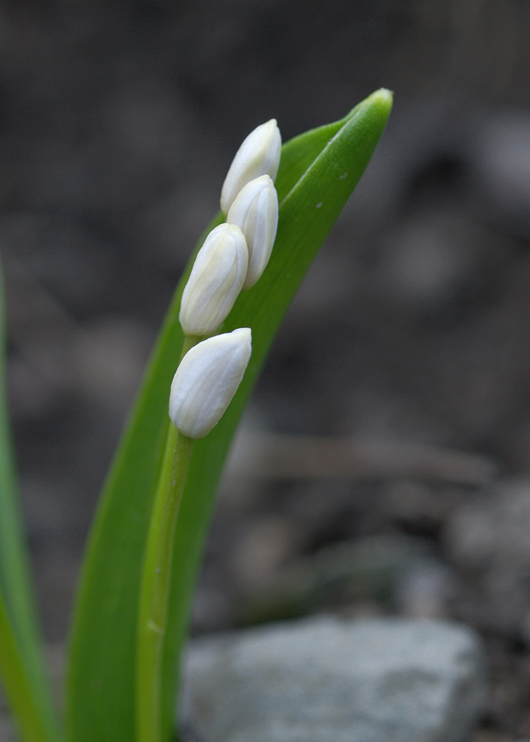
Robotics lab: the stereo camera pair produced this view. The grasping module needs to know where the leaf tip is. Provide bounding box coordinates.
[367,87,394,114]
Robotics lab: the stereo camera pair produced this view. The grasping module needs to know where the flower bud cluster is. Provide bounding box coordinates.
[170,120,281,438]
[179,120,281,337]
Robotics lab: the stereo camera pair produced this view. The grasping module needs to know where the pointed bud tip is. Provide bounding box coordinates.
[220,119,282,214]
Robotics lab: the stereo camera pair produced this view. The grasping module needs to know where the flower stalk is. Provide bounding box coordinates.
[136,117,278,742]
[136,420,194,742]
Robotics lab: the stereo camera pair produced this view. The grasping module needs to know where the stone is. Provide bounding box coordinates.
[446,479,530,637]
[183,616,485,742]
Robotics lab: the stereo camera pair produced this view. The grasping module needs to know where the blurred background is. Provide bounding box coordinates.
[2,1,530,738]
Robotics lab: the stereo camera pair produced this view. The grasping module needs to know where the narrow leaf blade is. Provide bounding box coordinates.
[65,89,393,742]
[0,257,58,741]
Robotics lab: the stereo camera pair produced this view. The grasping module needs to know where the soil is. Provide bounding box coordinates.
[2,1,530,740]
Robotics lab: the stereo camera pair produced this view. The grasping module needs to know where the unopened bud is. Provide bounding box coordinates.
[227,174,278,289]
[169,328,252,439]
[220,119,281,214]
[179,224,248,336]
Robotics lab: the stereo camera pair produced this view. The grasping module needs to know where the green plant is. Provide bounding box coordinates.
[0,88,392,742]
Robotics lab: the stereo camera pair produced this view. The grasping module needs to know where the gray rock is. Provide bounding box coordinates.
[183,616,485,742]
[446,479,530,637]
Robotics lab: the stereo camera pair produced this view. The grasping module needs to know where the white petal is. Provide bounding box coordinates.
[227,174,278,289]
[220,119,281,214]
[169,328,252,438]
[179,224,248,336]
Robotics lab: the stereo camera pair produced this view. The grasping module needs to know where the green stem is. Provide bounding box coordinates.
[0,595,57,742]
[136,335,199,742]
[136,429,194,742]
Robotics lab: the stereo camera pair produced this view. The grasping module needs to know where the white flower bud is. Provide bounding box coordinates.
[179,224,248,336]
[169,328,252,439]
[220,119,281,214]
[227,174,279,289]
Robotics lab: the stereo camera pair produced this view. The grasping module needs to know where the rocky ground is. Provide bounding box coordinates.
[2,1,530,740]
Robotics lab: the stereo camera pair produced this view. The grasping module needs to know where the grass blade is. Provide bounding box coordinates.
[65,89,393,742]
[0,257,58,741]
[0,599,57,742]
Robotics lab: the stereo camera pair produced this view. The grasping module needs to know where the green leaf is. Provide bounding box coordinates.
[0,599,56,742]
[65,89,393,742]
[0,257,58,742]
